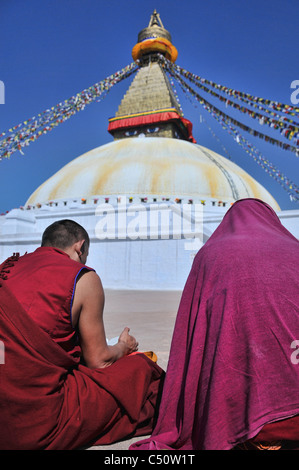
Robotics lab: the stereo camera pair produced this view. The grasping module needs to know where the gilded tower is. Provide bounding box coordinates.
[108,10,195,142]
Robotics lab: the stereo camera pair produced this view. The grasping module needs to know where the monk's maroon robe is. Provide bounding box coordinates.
[0,247,164,450]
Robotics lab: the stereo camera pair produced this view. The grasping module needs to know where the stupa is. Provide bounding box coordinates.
[25,10,279,210]
[0,11,297,289]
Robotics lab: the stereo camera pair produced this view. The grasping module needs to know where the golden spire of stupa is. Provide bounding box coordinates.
[108,11,195,142]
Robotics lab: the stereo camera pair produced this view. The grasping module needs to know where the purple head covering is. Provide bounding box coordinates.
[131,198,299,450]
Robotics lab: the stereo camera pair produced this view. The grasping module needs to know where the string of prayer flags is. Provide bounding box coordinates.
[164,57,299,117]
[160,56,299,148]
[164,57,299,202]
[162,58,299,155]
[207,106,299,201]
[0,63,138,160]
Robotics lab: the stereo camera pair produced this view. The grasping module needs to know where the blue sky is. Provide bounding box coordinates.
[0,0,298,213]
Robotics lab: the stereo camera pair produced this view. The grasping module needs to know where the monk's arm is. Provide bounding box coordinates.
[73,270,138,368]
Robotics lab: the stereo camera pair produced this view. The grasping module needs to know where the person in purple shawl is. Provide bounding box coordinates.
[130,198,299,450]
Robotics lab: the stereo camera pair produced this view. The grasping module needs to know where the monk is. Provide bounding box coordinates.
[131,198,299,451]
[0,219,164,450]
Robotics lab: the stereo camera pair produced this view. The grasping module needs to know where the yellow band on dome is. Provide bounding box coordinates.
[132,37,178,63]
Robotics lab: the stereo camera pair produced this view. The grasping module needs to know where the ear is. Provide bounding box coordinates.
[74,239,85,257]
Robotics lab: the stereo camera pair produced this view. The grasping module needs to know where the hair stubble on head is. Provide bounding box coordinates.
[41,219,90,253]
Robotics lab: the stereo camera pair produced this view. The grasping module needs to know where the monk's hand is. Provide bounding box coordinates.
[118,327,139,355]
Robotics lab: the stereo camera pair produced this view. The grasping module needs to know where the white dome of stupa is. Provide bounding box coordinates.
[26,137,280,211]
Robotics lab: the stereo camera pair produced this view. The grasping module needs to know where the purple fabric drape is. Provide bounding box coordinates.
[131,198,299,450]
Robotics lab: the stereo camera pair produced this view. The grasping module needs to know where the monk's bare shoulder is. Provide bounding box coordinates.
[72,270,104,326]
